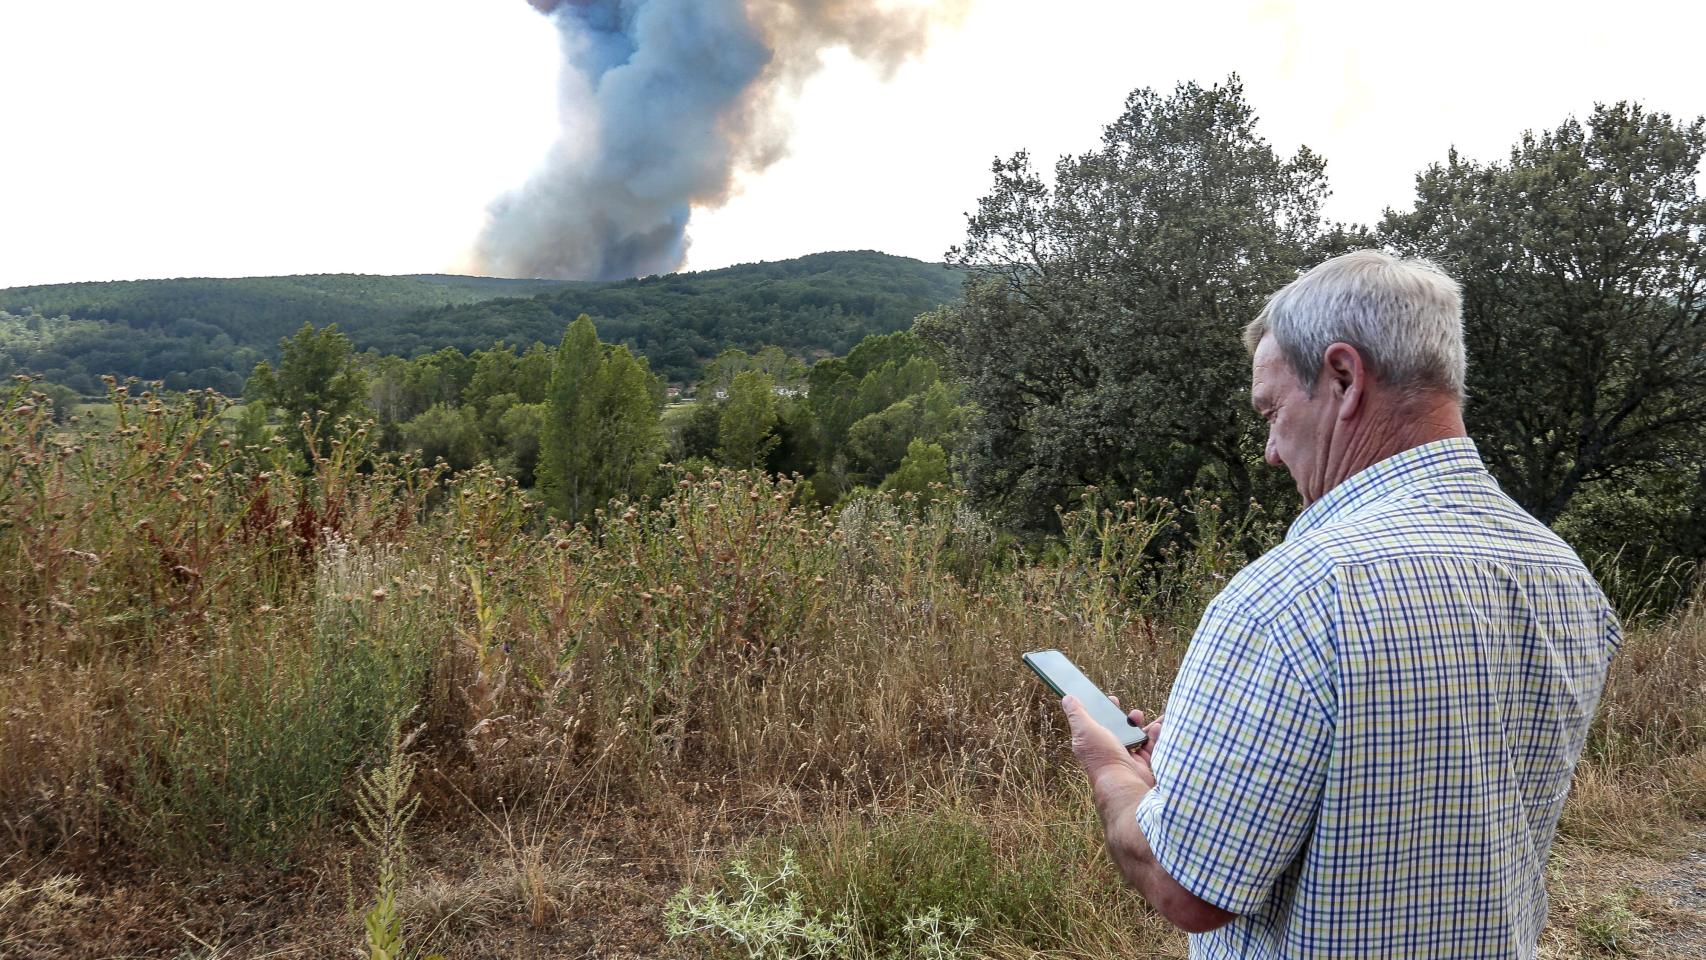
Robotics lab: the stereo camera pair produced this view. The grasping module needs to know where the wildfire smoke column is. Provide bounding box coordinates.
[474,0,964,281]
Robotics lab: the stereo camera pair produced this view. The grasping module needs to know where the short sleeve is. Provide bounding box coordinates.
[1604,605,1624,660]
[1135,598,1333,915]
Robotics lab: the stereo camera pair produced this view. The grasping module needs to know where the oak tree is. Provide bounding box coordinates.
[920,77,1341,530]
[1383,101,1706,524]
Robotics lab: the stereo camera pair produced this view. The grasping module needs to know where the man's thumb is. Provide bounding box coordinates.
[1061,694,1084,726]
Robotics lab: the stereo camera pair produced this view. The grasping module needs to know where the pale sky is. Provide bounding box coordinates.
[2,0,1702,288]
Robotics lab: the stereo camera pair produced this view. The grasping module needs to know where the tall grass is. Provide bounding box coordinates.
[0,380,1700,956]
[0,380,432,858]
[125,541,435,863]
[1561,581,1706,852]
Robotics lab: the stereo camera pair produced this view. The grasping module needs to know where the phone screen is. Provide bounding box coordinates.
[1023,649,1147,749]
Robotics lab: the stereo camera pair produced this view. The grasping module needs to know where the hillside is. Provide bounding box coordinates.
[0,251,965,391]
[356,251,966,382]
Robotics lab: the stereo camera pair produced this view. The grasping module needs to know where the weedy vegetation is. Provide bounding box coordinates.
[0,380,1701,957]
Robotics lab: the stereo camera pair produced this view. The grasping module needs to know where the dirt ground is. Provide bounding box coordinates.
[4,806,1705,959]
[1632,828,1706,958]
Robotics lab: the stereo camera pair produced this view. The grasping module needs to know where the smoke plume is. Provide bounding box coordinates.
[474,0,964,280]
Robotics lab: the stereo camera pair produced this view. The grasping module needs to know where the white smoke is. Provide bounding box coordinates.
[473,0,967,281]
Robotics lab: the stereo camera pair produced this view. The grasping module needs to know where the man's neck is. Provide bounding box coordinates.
[1323,392,1468,496]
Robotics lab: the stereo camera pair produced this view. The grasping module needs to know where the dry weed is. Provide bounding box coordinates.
[1,390,1701,956]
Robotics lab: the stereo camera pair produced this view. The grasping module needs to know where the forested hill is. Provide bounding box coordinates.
[366,251,965,382]
[0,273,569,395]
[0,251,964,392]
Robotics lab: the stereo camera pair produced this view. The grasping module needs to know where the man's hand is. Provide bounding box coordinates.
[1059,694,1233,935]
[1062,695,1161,791]
[1113,695,1163,780]
[1131,710,1163,773]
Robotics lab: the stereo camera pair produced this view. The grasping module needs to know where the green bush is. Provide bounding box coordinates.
[743,805,1081,952]
[126,547,434,865]
[1555,469,1704,621]
[667,849,978,960]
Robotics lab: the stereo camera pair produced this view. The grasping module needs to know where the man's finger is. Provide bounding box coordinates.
[1135,716,1163,764]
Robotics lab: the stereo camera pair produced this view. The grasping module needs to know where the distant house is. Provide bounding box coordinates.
[702,384,808,402]
[665,385,682,400]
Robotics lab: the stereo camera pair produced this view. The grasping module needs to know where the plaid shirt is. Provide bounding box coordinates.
[1135,437,1620,959]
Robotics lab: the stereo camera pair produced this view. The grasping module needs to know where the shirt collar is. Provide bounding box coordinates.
[1288,436,1487,539]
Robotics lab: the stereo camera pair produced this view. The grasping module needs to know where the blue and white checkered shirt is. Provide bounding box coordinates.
[1135,437,1621,958]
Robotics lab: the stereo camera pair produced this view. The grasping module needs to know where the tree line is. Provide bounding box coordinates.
[921,77,1706,570]
[242,317,970,522]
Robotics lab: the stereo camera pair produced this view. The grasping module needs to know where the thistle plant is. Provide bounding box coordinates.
[665,849,979,960]
[666,850,856,960]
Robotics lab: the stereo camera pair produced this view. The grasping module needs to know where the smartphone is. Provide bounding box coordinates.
[1022,649,1148,749]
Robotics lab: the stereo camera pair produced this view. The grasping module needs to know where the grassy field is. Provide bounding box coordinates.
[2,385,1702,958]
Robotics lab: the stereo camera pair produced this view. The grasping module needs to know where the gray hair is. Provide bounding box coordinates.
[1244,250,1466,400]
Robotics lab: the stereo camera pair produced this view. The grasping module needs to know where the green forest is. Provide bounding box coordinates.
[4,81,1702,580]
[237,317,963,513]
[0,251,963,393]
[7,82,1704,584]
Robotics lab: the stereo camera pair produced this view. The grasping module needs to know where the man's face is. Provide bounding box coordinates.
[1250,335,1339,505]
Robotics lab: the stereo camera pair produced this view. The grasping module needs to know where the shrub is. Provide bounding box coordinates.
[666,848,979,960]
[767,807,1062,948]
[667,850,859,960]
[727,800,1161,956]
[124,541,434,864]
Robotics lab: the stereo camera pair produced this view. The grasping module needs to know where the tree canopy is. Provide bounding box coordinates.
[1382,101,1706,525]
[538,315,664,523]
[244,322,368,463]
[920,76,1345,530]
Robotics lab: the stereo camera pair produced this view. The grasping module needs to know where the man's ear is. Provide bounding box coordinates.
[1321,342,1364,418]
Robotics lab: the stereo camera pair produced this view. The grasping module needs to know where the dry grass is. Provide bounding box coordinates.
[1559,590,1706,856]
[1591,590,1706,767]
[0,384,1701,958]
[396,833,597,945]
[0,871,94,954]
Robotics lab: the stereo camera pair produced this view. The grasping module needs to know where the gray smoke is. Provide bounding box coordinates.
[474,0,964,281]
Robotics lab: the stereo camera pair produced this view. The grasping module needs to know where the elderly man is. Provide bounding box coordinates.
[1062,250,1620,958]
